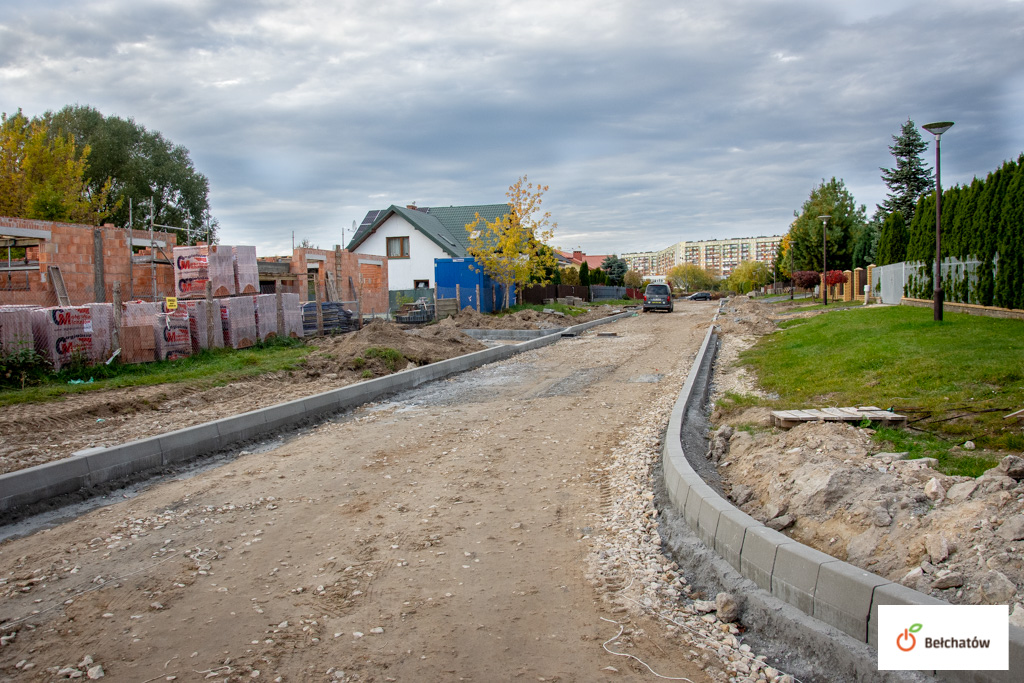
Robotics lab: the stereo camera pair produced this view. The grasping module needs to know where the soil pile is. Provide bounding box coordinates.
[444,304,624,330]
[709,420,1024,618]
[715,298,779,336]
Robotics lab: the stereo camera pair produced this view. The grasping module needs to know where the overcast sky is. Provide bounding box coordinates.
[2,0,1022,257]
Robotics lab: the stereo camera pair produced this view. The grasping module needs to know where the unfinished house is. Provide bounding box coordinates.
[257,247,389,318]
[1,216,179,307]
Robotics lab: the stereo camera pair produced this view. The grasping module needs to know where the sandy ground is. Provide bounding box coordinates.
[0,304,748,682]
[0,309,628,476]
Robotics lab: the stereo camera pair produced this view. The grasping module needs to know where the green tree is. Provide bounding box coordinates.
[600,255,628,285]
[465,175,558,308]
[0,109,110,224]
[875,211,908,265]
[789,177,867,273]
[45,105,214,243]
[879,119,933,224]
[578,260,590,287]
[666,262,715,292]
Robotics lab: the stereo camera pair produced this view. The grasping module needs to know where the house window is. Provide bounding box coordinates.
[387,236,410,259]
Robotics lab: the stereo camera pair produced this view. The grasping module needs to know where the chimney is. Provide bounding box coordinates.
[572,251,585,262]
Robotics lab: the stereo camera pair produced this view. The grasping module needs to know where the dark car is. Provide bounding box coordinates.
[642,283,673,312]
[687,292,711,301]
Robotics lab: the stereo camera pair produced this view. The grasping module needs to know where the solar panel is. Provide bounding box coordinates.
[358,209,383,231]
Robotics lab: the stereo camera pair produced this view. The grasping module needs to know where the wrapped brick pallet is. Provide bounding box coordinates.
[86,303,114,364]
[209,245,236,297]
[121,301,159,364]
[233,246,259,295]
[0,305,37,356]
[220,297,257,349]
[173,245,210,299]
[253,293,278,341]
[281,292,303,338]
[183,300,224,352]
[32,306,93,371]
[155,310,192,362]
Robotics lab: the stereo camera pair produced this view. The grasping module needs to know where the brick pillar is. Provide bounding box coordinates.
[843,270,853,301]
[853,268,865,302]
[866,264,875,302]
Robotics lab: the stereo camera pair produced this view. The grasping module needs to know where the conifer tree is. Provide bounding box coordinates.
[875,211,907,266]
[879,119,933,224]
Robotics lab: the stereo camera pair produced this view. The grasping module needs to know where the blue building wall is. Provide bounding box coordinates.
[434,258,515,313]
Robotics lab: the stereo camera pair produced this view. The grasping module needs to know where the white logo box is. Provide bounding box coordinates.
[878,605,1008,671]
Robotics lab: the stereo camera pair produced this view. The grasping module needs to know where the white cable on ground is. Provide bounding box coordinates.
[601,617,695,682]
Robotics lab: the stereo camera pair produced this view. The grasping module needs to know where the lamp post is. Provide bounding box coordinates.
[922,121,954,322]
[819,215,831,305]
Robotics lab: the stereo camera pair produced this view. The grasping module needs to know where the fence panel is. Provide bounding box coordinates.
[590,285,627,301]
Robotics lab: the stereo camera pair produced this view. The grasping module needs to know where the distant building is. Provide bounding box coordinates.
[554,250,613,270]
[623,235,782,278]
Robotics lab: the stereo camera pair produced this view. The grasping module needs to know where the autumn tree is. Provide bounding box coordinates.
[465,175,558,308]
[0,109,110,224]
[666,262,715,292]
[726,260,771,294]
[623,270,644,290]
[561,266,581,286]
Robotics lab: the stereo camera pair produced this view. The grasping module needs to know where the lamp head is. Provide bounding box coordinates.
[922,121,954,137]
[819,214,831,222]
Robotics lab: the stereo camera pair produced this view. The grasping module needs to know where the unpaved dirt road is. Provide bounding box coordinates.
[0,305,722,682]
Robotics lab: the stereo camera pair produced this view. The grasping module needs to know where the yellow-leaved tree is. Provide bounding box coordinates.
[465,175,558,309]
[0,109,111,225]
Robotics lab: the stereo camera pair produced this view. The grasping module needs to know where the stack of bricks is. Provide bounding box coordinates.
[233,246,260,295]
[253,294,278,341]
[86,303,114,364]
[209,245,236,297]
[220,297,257,349]
[31,306,93,371]
[173,245,210,299]
[282,293,303,338]
[155,309,192,361]
[0,305,37,355]
[121,301,159,364]
[183,300,224,352]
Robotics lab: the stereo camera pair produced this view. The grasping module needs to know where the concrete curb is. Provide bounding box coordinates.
[661,312,1023,682]
[0,312,633,514]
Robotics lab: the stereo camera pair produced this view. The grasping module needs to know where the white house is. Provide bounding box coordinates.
[347,204,509,291]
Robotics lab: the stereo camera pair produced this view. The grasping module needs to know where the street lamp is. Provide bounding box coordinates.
[922,121,954,322]
[819,215,831,305]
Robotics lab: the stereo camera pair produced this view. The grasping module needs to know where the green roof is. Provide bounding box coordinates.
[347,203,511,257]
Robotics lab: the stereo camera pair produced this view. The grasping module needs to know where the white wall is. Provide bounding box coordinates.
[354,214,451,290]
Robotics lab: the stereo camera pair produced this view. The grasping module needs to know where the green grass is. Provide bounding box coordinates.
[737,305,1024,473]
[0,337,311,408]
[363,346,404,372]
[786,299,865,313]
[871,427,995,478]
[589,298,639,307]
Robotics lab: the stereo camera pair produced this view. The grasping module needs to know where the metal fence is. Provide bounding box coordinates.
[873,257,986,305]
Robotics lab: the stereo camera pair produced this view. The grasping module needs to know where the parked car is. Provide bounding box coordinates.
[643,283,673,312]
[686,291,711,301]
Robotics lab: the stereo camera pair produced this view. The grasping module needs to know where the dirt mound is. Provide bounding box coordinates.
[711,421,1024,615]
[303,319,486,378]
[716,298,778,336]
[445,304,624,330]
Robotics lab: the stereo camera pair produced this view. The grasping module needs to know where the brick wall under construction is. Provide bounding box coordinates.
[1,216,178,307]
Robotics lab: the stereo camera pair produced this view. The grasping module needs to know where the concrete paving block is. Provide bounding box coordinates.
[714,508,759,570]
[670,472,690,510]
[214,410,268,447]
[663,455,683,506]
[84,437,163,485]
[740,526,793,590]
[683,481,714,528]
[0,456,91,511]
[813,561,891,642]
[696,494,734,547]
[867,581,947,648]
[160,422,222,464]
[771,543,838,616]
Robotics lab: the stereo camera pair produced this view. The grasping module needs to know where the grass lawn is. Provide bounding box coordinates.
[732,305,1024,476]
[0,338,311,408]
[499,302,589,317]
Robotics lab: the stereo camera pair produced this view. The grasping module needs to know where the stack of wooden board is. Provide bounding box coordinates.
[770,406,907,429]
